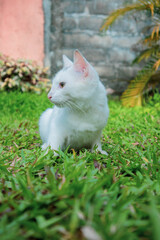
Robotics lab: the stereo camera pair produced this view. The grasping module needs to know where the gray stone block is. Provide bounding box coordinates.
[79,16,105,31]
[112,36,141,48]
[100,78,129,93]
[63,33,113,49]
[116,65,140,81]
[87,0,134,15]
[63,1,85,14]
[60,49,74,60]
[94,65,115,78]
[63,16,77,31]
[109,48,135,64]
[80,48,107,63]
[110,14,137,35]
[108,80,129,94]
[87,1,119,15]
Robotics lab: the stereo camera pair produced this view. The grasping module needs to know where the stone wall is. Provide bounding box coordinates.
[44,0,151,94]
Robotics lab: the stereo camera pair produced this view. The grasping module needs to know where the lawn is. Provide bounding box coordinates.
[0,91,160,240]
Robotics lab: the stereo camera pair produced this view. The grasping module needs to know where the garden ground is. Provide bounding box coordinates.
[0,91,160,240]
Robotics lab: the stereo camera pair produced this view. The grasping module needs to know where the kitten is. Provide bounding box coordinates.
[39,50,109,155]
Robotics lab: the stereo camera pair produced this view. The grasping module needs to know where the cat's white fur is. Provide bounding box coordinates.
[39,50,109,155]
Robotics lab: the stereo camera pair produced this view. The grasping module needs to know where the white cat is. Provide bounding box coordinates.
[39,50,109,155]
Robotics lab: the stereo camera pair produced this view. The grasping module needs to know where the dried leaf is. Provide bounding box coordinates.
[94,160,101,170]
[143,157,149,163]
[132,142,139,146]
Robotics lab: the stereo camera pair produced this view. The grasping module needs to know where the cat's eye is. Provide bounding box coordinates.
[59,82,66,88]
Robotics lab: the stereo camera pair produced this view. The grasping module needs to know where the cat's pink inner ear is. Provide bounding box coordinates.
[74,50,88,77]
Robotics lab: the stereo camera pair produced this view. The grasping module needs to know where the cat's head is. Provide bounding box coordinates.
[48,50,99,108]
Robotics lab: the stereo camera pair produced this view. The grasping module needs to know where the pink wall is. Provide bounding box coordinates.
[0,0,44,66]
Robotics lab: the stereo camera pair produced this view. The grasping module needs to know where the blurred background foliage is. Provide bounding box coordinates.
[101,0,160,107]
[0,53,51,94]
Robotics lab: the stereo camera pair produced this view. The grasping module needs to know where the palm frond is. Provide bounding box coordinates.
[142,35,160,46]
[100,1,156,31]
[121,62,154,107]
[153,58,160,70]
[133,45,160,63]
[150,0,160,6]
[151,24,160,39]
[139,16,160,45]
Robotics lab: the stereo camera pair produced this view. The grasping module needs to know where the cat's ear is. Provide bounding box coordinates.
[62,55,73,68]
[73,50,89,77]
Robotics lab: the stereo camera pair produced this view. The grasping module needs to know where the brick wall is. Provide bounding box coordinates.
[44,0,151,94]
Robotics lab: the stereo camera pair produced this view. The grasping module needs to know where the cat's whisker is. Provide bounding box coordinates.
[66,101,75,112]
[65,101,72,110]
[68,100,82,112]
[67,100,85,114]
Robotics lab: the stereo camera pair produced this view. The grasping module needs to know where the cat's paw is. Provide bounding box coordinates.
[99,150,108,156]
[53,150,59,157]
[41,145,59,157]
[91,147,108,156]
[41,143,48,151]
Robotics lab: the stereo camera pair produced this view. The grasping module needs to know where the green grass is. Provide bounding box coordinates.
[0,91,160,240]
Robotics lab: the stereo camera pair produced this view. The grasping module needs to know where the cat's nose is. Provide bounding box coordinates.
[48,94,52,100]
